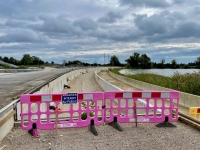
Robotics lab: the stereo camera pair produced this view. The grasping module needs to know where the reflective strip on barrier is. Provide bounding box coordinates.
[104,91,179,123]
[27,93,94,103]
[115,92,171,99]
[20,92,104,131]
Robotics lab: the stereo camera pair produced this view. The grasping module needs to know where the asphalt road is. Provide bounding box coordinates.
[0,68,73,109]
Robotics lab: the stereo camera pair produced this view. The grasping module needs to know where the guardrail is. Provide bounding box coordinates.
[0,60,19,68]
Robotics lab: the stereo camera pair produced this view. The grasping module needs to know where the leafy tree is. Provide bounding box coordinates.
[110,55,121,66]
[39,60,44,65]
[160,59,165,68]
[125,63,131,69]
[9,57,15,64]
[171,59,177,68]
[139,54,151,68]
[32,56,40,65]
[126,52,151,68]
[3,56,9,63]
[195,56,200,68]
[73,60,82,64]
[15,60,21,65]
[51,61,54,64]
[126,52,140,68]
[0,56,2,60]
[21,54,32,65]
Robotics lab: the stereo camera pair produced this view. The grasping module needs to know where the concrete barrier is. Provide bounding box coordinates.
[95,69,121,91]
[108,70,200,109]
[0,109,15,141]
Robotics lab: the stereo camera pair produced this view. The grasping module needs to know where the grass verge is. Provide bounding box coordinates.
[109,68,200,96]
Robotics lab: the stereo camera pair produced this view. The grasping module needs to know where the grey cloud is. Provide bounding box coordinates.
[107,27,143,42]
[28,15,80,36]
[146,21,200,43]
[134,14,169,35]
[119,0,170,8]
[5,19,28,28]
[188,6,200,16]
[29,15,100,40]
[133,10,200,43]
[173,0,200,5]
[1,0,200,64]
[171,21,200,38]
[0,29,49,43]
[173,0,187,4]
[98,11,123,23]
[73,18,98,31]
[0,0,109,20]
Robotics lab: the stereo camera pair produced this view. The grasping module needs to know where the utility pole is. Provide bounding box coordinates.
[108,54,109,65]
[62,60,66,67]
[104,53,105,66]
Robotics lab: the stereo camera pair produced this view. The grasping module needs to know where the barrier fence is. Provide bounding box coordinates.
[189,107,200,121]
[20,90,179,138]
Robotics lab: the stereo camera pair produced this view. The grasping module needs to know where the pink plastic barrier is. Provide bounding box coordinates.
[20,92,104,137]
[104,91,179,124]
[20,90,180,137]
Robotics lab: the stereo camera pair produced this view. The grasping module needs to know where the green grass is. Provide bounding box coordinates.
[109,68,200,96]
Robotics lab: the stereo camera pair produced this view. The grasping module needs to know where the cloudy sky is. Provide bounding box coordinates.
[0,0,200,64]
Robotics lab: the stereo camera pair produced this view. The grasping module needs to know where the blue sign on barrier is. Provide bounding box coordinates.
[62,93,78,104]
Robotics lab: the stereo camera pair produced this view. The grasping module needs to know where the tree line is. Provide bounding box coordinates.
[0,54,55,66]
[1,52,200,69]
[109,52,200,69]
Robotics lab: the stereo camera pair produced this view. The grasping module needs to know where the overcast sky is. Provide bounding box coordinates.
[0,0,200,64]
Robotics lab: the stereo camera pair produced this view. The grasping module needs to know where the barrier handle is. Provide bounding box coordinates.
[134,101,137,127]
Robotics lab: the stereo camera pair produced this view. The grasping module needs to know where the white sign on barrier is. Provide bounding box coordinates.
[129,118,149,122]
[56,123,77,128]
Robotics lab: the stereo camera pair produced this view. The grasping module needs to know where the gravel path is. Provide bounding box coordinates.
[1,122,200,150]
[62,70,103,93]
[0,70,200,150]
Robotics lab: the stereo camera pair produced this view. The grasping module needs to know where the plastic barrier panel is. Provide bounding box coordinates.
[20,92,104,137]
[189,107,200,121]
[104,91,179,124]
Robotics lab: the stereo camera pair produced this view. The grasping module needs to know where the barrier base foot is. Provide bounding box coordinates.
[155,122,176,127]
[28,123,40,138]
[28,129,39,138]
[155,117,176,128]
[109,117,123,131]
[90,120,98,136]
